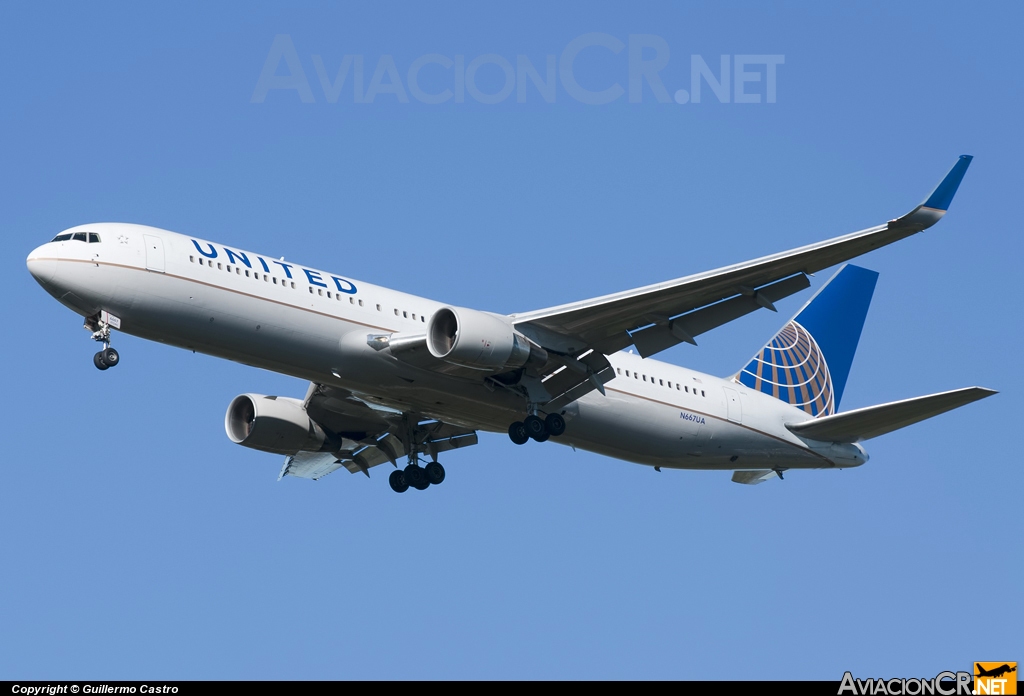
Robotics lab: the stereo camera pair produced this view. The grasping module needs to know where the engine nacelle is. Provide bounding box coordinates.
[225,394,326,455]
[427,306,547,372]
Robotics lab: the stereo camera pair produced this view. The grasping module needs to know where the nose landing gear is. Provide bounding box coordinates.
[86,311,121,371]
[93,347,120,370]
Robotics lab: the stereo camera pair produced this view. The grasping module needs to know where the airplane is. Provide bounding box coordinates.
[26,155,995,492]
[976,665,1016,679]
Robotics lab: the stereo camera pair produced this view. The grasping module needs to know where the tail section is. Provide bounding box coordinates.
[785,387,997,442]
[735,264,878,416]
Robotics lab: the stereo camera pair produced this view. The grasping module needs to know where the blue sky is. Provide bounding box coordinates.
[1,1,1020,680]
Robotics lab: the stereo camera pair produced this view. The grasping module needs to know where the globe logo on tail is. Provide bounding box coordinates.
[737,321,834,417]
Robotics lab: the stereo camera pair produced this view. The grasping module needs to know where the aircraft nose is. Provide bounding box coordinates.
[26,245,57,285]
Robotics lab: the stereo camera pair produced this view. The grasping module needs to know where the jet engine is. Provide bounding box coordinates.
[427,306,547,372]
[225,394,327,455]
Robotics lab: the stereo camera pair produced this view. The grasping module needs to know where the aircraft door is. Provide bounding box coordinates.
[144,234,165,273]
[723,386,742,423]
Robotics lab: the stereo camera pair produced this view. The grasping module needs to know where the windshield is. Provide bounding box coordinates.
[50,232,101,243]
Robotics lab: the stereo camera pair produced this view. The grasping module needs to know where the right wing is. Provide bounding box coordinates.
[513,156,974,359]
[506,156,974,411]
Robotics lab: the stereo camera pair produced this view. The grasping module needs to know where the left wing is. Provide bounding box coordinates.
[279,384,478,481]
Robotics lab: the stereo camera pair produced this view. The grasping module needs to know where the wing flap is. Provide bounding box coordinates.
[731,470,779,485]
[786,386,996,443]
[631,273,811,358]
[279,451,346,481]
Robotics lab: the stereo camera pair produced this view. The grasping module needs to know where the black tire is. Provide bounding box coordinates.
[405,464,429,490]
[102,347,119,367]
[93,352,109,371]
[524,415,547,441]
[389,469,409,493]
[508,421,530,445]
[534,431,549,443]
[425,461,446,485]
[545,412,566,437]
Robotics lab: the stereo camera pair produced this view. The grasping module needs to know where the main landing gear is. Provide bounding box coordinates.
[389,461,446,493]
[508,412,565,445]
[86,312,120,371]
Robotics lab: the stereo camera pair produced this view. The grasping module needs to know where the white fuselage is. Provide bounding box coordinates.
[26,223,868,472]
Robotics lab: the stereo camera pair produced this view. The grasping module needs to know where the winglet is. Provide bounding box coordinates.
[890,155,973,230]
[921,155,973,211]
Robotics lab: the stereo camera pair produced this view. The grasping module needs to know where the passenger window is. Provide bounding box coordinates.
[290,282,295,288]
[359,300,364,307]
[350,297,354,304]
[659,379,664,386]
[217,263,222,270]
[318,288,323,296]
[701,390,705,397]
[676,384,680,390]
[245,270,250,277]
[88,233,100,243]
[273,277,277,284]
[411,313,416,320]
[376,304,381,311]
[308,287,313,294]
[616,368,621,375]
[421,316,425,322]
[403,311,408,318]
[685,386,689,393]
[190,256,195,263]
[73,233,87,242]
[394,308,399,316]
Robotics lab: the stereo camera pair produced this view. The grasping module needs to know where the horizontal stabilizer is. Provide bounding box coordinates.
[731,469,780,485]
[786,386,996,443]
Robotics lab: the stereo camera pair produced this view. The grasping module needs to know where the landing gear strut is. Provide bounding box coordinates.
[508,412,566,444]
[87,312,120,371]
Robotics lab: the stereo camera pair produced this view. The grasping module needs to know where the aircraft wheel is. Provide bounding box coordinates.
[93,352,109,371]
[508,421,529,445]
[524,415,547,441]
[545,413,566,437]
[425,461,445,485]
[389,469,409,493]
[102,347,119,367]
[405,464,429,490]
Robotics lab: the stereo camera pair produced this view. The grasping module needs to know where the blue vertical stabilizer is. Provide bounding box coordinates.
[736,265,878,416]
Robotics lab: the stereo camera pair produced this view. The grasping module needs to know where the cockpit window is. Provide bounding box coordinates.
[73,233,87,242]
[51,233,73,242]
[88,233,101,243]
